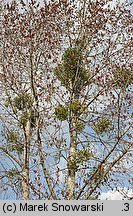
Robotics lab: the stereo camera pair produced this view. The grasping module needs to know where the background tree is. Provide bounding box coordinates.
[0,0,62,199]
[0,0,132,200]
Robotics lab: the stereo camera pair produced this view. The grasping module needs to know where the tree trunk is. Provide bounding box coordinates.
[66,93,78,199]
[66,121,77,199]
[22,120,30,200]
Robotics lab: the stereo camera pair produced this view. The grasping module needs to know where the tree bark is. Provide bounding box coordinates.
[66,92,78,199]
[22,120,31,200]
[66,121,77,199]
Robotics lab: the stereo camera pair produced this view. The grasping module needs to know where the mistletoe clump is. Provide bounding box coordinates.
[76,145,90,162]
[19,111,30,127]
[95,118,111,134]
[113,66,133,88]
[8,142,23,153]
[75,119,85,132]
[69,100,81,115]
[63,47,82,72]
[55,105,68,121]
[6,130,23,152]
[54,47,90,90]
[5,169,19,177]
[13,93,33,111]
[7,130,18,143]
[67,159,79,171]
[67,145,90,171]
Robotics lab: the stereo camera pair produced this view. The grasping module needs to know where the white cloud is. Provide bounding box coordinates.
[99,188,133,200]
[100,190,123,200]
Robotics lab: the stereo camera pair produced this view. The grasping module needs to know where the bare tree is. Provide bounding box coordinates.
[0,0,132,200]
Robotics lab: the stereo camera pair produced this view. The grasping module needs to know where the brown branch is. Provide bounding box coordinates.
[76,142,132,199]
[36,117,57,200]
[86,142,132,199]
[0,146,22,167]
[76,125,132,199]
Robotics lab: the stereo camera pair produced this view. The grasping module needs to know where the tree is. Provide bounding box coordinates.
[0,0,62,199]
[0,0,132,200]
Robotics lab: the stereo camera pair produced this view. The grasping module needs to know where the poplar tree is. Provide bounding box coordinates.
[0,0,132,200]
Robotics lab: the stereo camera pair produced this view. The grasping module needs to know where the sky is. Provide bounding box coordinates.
[100,188,133,200]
